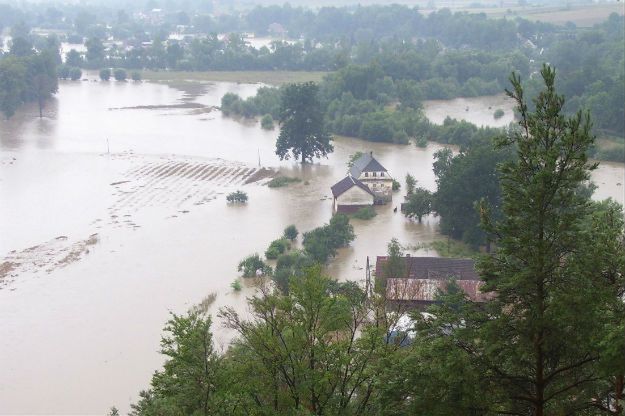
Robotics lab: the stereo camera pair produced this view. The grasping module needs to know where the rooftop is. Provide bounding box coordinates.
[331,175,375,198]
[349,152,388,178]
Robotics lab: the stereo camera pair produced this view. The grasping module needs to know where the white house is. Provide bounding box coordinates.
[348,152,393,204]
[330,176,375,213]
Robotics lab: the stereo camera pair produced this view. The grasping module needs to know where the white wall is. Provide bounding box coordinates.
[336,186,374,206]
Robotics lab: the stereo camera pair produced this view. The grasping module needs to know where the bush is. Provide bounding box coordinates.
[226,191,248,203]
[99,68,111,81]
[352,206,376,220]
[267,176,301,188]
[415,136,428,148]
[303,214,355,263]
[265,238,290,260]
[230,280,242,291]
[273,250,315,294]
[392,179,401,191]
[69,67,82,81]
[283,225,298,241]
[493,108,505,119]
[260,114,274,130]
[57,64,70,80]
[238,254,272,277]
[114,68,127,81]
[131,71,141,81]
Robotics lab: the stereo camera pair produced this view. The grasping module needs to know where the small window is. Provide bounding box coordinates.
[364,172,368,177]
[381,172,385,177]
[373,172,377,177]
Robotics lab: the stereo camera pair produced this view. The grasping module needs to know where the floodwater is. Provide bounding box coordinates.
[423,93,516,128]
[1,75,623,415]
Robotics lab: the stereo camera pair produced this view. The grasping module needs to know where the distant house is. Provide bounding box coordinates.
[375,256,488,309]
[331,175,375,213]
[349,152,393,204]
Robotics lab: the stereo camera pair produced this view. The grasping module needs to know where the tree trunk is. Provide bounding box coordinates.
[301,152,306,164]
[616,374,624,415]
[38,97,43,119]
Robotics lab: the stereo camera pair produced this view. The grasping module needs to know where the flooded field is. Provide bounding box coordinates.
[1,75,622,414]
[423,93,516,128]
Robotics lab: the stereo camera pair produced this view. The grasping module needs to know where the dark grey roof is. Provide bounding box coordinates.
[331,175,375,198]
[349,153,388,178]
[376,256,479,281]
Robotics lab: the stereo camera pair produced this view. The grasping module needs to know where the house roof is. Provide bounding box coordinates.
[376,256,488,303]
[331,175,375,198]
[349,152,388,178]
[376,256,479,280]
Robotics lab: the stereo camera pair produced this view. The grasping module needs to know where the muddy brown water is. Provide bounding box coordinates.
[1,73,623,414]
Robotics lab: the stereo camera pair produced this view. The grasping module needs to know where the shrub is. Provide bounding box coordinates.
[265,239,290,260]
[392,179,401,191]
[493,108,505,119]
[57,64,70,80]
[352,206,376,220]
[273,250,315,294]
[267,176,301,188]
[131,71,141,81]
[415,136,428,148]
[238,254,272,277]
[114,68,127,81]
[230,280,242,291]
[69,67,82,81]
[283,225,298,241]
[303,214,355,263]
[260,114,274,130]
[226,191,248,203]
[99,68,111,81]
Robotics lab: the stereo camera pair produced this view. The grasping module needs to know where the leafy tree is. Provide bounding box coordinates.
[275,82,333,163]
[265,238,290,260]
[403,187,433,223]
[405,173,416,195]
[69,67,82,81]
[130,311,219,416]
[283,224,298,241]
[260,114,274,129]
[0,57,27,118]
[113,68,127,81]
[475,66,615,415]
[131,71,141,81]
[99,68,111,81]
[65,49,83,68]
[381,238,406,285]
[272,249,315,294]
[30,51,59,118]
[302,214,355,263]
[238,254,271,277]
[85,37,105,68]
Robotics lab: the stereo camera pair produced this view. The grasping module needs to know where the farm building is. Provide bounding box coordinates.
[330,175,375,213]
[375,255,489,309]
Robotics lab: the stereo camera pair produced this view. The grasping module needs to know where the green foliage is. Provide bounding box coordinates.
[260,113,273,129]
[347,151,365,169]
[272,249,315,294]
[405,174,416,195]
[69,67,82,81]
[99,68,111,81]
[230,280,242,292]
[302,214,355,263]
[130,311,219,416]
[429,239,478,258]
[226,190,247,203]
[392,179,400,191]
[267,176,301,188]
[382,238,406,281]
[276,82,334,163]
[131,71,141,81]
[493,108,505,119]
[237,254,272,278]
[282,224,298,241]
[403,187,433,223]
[352,206,376,220]
[113,68,127,81]
[265,238,290,260]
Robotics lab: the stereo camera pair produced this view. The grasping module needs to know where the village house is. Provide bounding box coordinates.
[375,255,488,310]
[331,152,393,212]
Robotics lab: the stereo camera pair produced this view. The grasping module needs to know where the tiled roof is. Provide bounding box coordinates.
[386,278,489,303]
[349,153,388,178]
[331,175,375,198]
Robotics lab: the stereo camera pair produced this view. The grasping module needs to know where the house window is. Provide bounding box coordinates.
[373,172,377,177]
[364,172,368,177]
[381,172,385,177]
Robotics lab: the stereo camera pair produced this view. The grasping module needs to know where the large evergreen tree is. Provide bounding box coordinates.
[475,65,617,415]
[275,82,333,163]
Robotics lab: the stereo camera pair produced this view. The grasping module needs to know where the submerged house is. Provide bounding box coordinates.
[331,152,392,212]
[331,175,375,214]
[375,256,488,309]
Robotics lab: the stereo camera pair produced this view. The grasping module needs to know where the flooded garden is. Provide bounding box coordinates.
[1,74,622,414]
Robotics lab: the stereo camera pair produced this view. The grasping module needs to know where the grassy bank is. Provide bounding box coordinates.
[429,239,479,259]
[142,70,329,86]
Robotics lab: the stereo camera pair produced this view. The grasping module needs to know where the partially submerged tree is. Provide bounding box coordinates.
[275,82,333,163]
[403,187,433,223]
